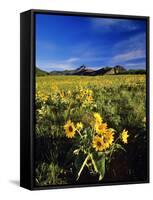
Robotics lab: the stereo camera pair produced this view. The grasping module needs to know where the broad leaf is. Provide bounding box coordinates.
[115,143,126,152]
[96,155,106,181]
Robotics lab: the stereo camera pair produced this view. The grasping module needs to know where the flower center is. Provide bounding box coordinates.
[97,141,102,147]
[99,125,103,130]
[69,126,73,132]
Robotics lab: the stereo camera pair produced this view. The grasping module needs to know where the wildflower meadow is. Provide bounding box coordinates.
[35,75,147,186]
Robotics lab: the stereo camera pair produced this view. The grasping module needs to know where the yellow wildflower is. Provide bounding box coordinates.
[92,135,106,151]
[85,89,93,96]
[103,130,114,148]
[93,112,102,124]
[95,122,107,135]
[121,129,129,144]
[86,95,93,104]
[76,122,83,131]
[67,90,71,96]
[59,91,65,98]
[64,120,76,138]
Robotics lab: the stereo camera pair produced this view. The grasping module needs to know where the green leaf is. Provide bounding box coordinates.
[96,155,105,181]
[115,143,126,152]
[97,152,104,157]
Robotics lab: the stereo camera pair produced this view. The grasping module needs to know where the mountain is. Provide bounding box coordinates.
[90,66,112,76]
[49,69,75,75]
[36,65,145,76]
[49,64,94,76]
[49,65,126,76]
[73,65,94,75]
[36,67,49,76]
[75,64,86,71]
[74,65,127,76]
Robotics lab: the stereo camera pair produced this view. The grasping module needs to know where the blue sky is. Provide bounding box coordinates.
[36,14,146,71]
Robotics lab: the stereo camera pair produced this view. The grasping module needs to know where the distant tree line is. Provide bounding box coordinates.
[119,69,146,75]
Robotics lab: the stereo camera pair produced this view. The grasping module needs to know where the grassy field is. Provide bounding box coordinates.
[35,75,147,186]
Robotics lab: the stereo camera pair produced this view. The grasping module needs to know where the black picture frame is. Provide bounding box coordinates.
[20,9,150,190]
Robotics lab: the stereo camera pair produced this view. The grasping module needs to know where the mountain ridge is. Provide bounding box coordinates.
[36,65,146,76]
[48,65,127,76]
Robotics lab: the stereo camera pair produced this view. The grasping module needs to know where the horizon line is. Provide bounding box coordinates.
[36,64,146,72]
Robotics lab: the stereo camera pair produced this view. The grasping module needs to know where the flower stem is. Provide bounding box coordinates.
[76,129,83,138]
[77,154,90,180]
[89,153,98,173]
[109,137,120,159]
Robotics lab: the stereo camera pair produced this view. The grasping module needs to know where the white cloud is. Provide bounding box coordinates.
[66,57,80,63]
[92,18,123,26]
[109,33,146,66]
[112,50,145,62]
[43,63,75,71]
[91,18,138,31]
[38,57,80,72]
[113,33,146,52]
[125,62,146,69]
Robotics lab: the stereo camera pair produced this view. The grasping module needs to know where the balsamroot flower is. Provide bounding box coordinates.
[121,129,129,144]
[64,120,76,138]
